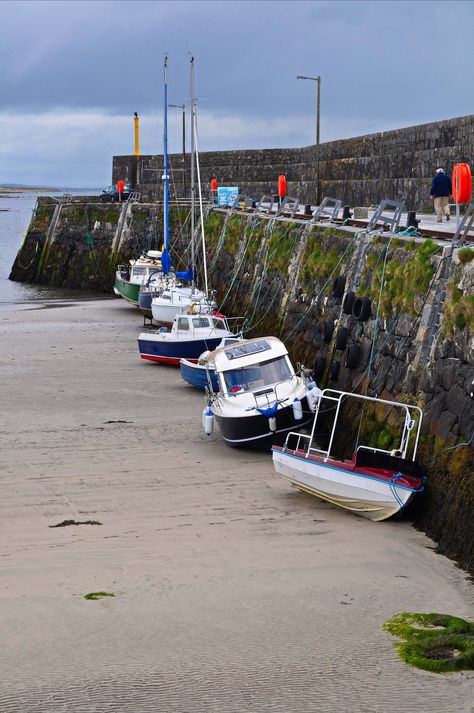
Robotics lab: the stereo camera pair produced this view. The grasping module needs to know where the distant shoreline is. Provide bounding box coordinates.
[0,187,62,195]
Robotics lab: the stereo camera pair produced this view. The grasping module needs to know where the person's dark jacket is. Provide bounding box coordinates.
[430,172,452,197]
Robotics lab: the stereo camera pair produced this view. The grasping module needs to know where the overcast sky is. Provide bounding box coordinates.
[1,0,473,187]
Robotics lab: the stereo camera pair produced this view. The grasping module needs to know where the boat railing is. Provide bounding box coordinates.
[305,388,423,464]
[247,373,298,410]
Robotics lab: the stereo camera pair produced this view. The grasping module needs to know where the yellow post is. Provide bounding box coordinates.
[134,112,140,156]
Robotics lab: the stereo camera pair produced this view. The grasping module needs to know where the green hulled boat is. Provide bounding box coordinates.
[114,251,163,307]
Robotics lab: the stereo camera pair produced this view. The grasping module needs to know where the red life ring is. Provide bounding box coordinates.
[452,163,472,204]
[278,174,287,198]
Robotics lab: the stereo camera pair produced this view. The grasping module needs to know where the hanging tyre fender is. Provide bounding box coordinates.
[345,343,360,369]
[352,296,372,322]
[342,290,355,315]
[329,360,340,381]
[322,320,335,343]
[335,326,348,351]
[332,275,346,298]
[312,356,327,379]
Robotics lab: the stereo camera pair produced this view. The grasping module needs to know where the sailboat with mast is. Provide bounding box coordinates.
[137,56,233,364]
[149,55,216,327]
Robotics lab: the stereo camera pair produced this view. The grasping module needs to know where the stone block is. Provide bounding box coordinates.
[446,383,467,416]
[438,410,458,439]
[353,206,369,219]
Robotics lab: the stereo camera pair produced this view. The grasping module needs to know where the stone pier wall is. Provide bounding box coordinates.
[113,114,474,212]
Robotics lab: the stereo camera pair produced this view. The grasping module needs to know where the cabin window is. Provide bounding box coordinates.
[223,355,291,392]
[132,266,147,277]
[192,317,211,328]
[161,294,172,301]
[177,318,190,331]
[212,318,226,330]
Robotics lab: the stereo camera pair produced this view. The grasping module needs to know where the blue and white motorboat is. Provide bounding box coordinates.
[202,336,320,449]
[138,313,235,365]
[180,337,241,390]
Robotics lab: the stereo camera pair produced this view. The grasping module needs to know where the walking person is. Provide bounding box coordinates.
[430,167,452,223]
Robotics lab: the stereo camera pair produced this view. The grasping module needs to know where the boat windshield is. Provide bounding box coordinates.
[223,355,291,393]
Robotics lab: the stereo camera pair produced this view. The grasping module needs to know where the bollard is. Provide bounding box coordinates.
[342,205,352,221]
[406,210,419,229]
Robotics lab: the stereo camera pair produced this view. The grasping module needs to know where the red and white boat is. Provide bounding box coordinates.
[272,389,424,521]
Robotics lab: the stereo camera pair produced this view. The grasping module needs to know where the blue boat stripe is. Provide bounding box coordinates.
[271,449,422,493]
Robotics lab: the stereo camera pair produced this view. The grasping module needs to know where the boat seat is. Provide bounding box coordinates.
[355,449,423,477]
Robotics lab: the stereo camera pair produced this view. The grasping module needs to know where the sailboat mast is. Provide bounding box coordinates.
[190,56,196,294]
[163,55,169,260]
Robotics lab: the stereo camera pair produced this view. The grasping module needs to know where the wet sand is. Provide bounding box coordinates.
[0,299,473,712]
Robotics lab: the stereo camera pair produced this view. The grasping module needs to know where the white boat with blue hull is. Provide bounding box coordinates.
[180,337,241,390]
[138,313,235,365]
[203,337,320,449]
[272,389,425,521]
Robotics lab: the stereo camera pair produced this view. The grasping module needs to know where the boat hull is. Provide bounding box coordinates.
[214,398,313,450]
[180,359,218,390]
[138,336,226,365]
[138,290,153,318]
[272,448,418,521]
[114,276,140,306]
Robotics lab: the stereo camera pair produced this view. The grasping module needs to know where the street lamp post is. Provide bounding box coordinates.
[169,103,186,198]
[297,74,321,205]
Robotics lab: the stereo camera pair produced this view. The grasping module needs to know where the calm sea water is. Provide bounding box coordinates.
[0,189,104,309]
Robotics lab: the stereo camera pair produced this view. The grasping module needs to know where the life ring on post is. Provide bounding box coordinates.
[190,303,199,314]
[452,163,472,204]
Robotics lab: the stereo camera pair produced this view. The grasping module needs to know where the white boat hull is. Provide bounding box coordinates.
[272,449,416,521]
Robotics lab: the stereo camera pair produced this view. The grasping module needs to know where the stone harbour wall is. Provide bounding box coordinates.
[113,114,474,212]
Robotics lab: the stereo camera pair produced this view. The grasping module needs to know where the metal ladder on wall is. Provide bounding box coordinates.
[310,196,342,223]
[365,199,405,235]
[452,203,474,247]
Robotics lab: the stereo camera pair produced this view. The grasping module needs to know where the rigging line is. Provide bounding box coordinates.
[355,236,393,451]
[245,228,299,331]
[193,113,208,295]
[284,232,360,341]
[217,227,255,312]
[431,430,474,466]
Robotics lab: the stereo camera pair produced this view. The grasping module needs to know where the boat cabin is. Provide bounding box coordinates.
[211,337,295,397]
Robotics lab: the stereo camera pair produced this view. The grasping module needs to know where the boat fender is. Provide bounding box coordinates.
[306,379,322,411]
[292,398,303,421]
[269,416,277,433]
[202,403,214,436]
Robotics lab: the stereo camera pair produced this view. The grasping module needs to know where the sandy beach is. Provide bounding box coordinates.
[0,298,473,712]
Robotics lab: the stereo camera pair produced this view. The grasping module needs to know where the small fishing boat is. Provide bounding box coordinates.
[137,313,235,365]
[114,251,164,307]
[180,337,241,390]
[138,271,181,319]
[151,285,215,327]
[272,389,424,521]
[203,337,319,449]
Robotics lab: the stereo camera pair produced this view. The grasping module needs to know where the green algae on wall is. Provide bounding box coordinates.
[362,239,437,316]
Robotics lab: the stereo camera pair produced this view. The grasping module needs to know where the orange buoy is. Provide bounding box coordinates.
[210,178,218,191]
[278,174,287,198]
[452,163,472,204]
